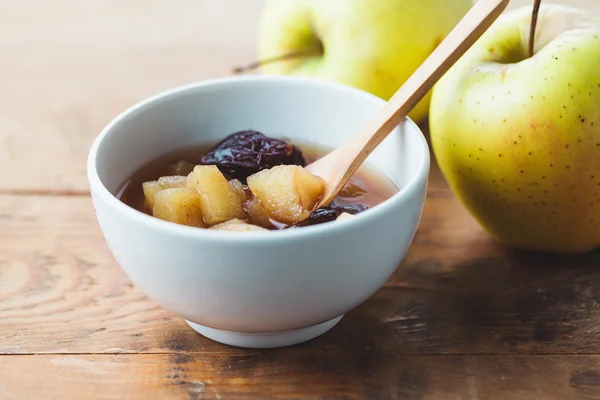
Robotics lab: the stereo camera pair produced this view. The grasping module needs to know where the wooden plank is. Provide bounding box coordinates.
[2,0,600,192]
[0,0,265,192]
[2,193,600,355]
[1,354,598,400]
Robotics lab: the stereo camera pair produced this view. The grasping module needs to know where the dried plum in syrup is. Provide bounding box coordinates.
[289,203,368,228]
[198,130,306,183]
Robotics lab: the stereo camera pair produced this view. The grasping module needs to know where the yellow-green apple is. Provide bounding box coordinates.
[254,0,472,123]
[429,3,600,254]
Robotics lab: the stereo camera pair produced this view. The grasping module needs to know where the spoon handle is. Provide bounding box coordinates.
[309,0,510,208]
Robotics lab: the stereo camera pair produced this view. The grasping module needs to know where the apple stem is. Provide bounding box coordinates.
[232,49,321,74]
[528,0,542,58]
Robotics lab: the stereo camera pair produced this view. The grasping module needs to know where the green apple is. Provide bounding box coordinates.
[255,0,472,123]
[429,3,600,254]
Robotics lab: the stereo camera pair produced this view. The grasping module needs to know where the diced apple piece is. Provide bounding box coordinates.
[336,212,355,221]
[210,218,268,232]
[246,165,325,224]
[142,181,162,209]
[294,168,326,212]
[152,188,205,227]
[210,218,247,227]
[142,175,187,209]
[229,179,252,203]
[244,197,273,228]
[186,165,245,226]
[158,175,187,188]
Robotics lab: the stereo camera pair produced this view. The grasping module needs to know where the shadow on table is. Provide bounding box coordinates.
[313,246,600,356]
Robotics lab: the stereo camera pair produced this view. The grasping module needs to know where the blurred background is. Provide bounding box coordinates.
[0,0,595,192]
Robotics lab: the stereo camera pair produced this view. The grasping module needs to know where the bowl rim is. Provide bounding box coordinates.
[87,74,430,243]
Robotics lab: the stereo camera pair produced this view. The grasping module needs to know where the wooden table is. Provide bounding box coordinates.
[2,0,600,398]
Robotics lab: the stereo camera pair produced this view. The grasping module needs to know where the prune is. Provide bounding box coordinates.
[198,130,306,183]
[332,203,369,215]
[289,203,368,228]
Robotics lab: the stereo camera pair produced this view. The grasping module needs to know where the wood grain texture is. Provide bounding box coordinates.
[3,0,600,398]
[2,185,600,356]
[2,354,600,400]
[0,0,264,192]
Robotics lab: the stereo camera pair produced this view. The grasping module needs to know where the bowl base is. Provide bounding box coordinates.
[184,315,344,349]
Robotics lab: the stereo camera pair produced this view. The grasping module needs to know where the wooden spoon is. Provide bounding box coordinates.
[306,0,510,209]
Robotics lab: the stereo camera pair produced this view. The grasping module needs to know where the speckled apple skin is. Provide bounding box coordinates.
[429,5,600,254]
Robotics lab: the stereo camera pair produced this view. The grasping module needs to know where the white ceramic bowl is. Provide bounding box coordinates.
[87,75,430,349]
